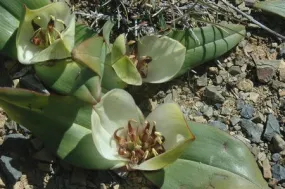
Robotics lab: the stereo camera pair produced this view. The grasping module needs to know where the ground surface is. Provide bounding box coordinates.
[1,0,285,188]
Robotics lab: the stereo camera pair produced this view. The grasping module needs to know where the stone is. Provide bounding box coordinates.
[272,80,285,90]
[209,121,228,131]
[236,99,245,110]
[204,86,225,104]
[240,104,255,119]
[208,67,219,74]
[272,153,281,162]
[228,66,242,75]
[258,152,266,161]
[71,168,86,186]
[0,156,22,184]
[256,60,279,83]
[4,120,17,130]
[221,107,232,116]
[196,73,207,87]
[240,119,262,143]
[272,134,285,152]
[263,158,272,179]
[264,114,280,141]
[249,92,259,102]
[202,106,213,119]
[279,61,285,82]
[237,79,253,92]
[215,75,223,84]
[193,116,207,123]
[230,116,241,126]
[272,164,285,182]
[234,125,241,131]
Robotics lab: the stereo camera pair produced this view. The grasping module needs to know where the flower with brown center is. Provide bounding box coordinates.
[91,89,195,170]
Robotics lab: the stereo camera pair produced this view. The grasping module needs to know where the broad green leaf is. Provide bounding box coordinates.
[144,122,268,189]
[75,24,97,46]
[34,59,101,104]
[112,56,142,85]
[168,24,246,76]
[111,34,127,64]
[138,35,186,83]
[254,0,285,19]
[103,20,115,47]
[72,36,104,77]
[0,87,116,169]
[0,0,50,55]
[101,54,127,92]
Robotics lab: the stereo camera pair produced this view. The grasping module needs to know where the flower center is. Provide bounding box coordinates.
[128,41,152,78]
[30,15,66,48]
[114,120,165,168]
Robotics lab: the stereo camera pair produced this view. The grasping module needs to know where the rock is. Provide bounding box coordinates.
[237,79,253,92]
[204,86,225,104]
[258,152,266,161]
[234,125,241,131]
[113,184,120,189]
[263,158,272,179]
[251,112,266,123]
[71,168,86,186]
[235,134,251,148]
[264,114,280,141]
[196,73,207,87]
[256,60,279,83]
[228,66,242,75]
[236,99,245,110]
[208,67,219,74]
[272,153,281,162]
[272,134,285,152]
[0,175,5,188]
[249,92,259,102]
[33,148,56,163]
[230,116,241,126]
[193,116,207,123]
[100,183,107,189]
[209,121,228,131]
[215,75,223,84]
[279,61,285,82]
[221,107,232,116]
[240,119,263,143]
[0,156,22,184]
[240,104,255,119]
[272,80,285,90]
[202,106,213,119]
[272,164,285,182]
[4,120,17,130]
[219,70,229,80]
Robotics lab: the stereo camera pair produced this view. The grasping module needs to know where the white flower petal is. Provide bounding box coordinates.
[146,103,194,150]
[138,36,186,83]
[16,2,75,64]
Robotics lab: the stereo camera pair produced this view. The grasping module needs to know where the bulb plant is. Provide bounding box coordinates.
[0,1,268,188]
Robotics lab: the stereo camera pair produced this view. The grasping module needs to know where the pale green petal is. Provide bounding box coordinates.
[111,34,126,64]
[16,2,75,64]
[132,103,195,170]
[94,89,144,135]
[91,108,127,164]
[146,103,194,149]
[138,36,186,83]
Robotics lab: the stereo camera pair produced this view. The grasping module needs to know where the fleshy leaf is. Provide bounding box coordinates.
[0,87,116,169]
[138,35,186,83]
[16,2,75,64]
[34,59,101,104]
[103,20,115,47]
[144,121,268,189]
[254,0,285,19]
[112,56,142,85]
[72,36,104,77]
[101,53,128,92]
[168,24,245,76]
[111,34,127,64]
